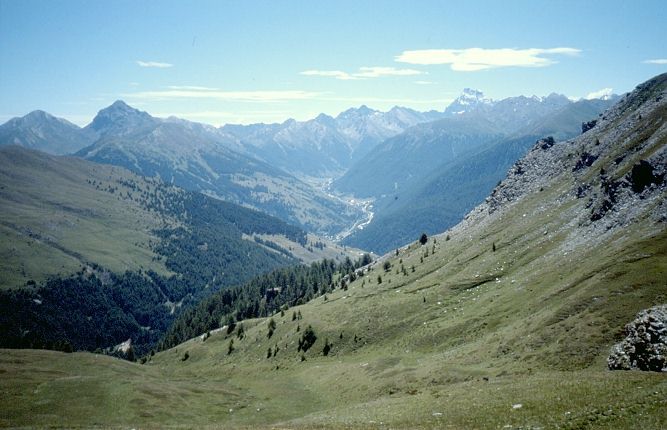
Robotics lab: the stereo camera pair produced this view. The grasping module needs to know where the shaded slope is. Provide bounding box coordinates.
[334,116,504,197]
[334,91,581,200]
[343,98,616,253]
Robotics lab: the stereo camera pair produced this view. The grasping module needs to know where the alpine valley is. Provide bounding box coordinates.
[1,71,666,429]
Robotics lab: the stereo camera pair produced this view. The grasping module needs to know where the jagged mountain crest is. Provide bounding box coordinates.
[444,88,493,115]
[221,104,446,176]
[335,104,378,120]
[85,100,159,137]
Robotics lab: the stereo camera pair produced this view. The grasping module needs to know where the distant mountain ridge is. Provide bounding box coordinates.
[0,90,617,242]
[0,110,95,155]
[444,88,573,132]
[72,102,362,236]
[337,96,618,253]
[334,90,595,199]
[0,101,446,236]
[221,105,445,177]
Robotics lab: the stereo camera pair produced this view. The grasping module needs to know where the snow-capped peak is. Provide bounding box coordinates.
[459,88,492,105]
[585,88,615,101]
[445,88,494,114]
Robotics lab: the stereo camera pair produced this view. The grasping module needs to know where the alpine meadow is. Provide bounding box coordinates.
[1,1,666,428]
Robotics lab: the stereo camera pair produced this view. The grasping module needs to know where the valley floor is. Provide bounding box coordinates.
[1,349,666,429]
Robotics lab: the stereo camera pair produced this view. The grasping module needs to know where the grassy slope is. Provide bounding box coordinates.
[2,178,665,428]
[0,146,331,289]
[2,76,666,428]
[0,147,171,288]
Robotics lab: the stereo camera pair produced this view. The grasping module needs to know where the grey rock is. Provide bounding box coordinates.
[608,304,667,372]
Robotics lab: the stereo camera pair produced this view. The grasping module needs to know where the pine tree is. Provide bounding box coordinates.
[236,323,245,339]
[267,318,276,338]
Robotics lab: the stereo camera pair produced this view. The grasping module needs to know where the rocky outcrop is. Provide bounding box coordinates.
[608,305,667,372]
[581,119,597,133]
[463,74,667,237]
[630,160,664,193]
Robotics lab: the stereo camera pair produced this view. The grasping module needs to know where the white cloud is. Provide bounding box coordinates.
[585,88,613,100]
[320,95,454,105]
[414,80,434,85]
[301,66,424,80]
[395,47,581,71]
[354,66,423,78]
[136,60,173,68]
[157,110,288,119]
[152,110,295,125]
[643,59,667,65]
[300,70,360,80]
[123,89,321,102]
[167,85,220,91]
[154,110,234,119]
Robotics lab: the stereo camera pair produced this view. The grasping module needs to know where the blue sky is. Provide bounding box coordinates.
[1,0,665,126]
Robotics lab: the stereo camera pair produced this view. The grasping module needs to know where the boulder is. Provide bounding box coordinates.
[608,305,667,372]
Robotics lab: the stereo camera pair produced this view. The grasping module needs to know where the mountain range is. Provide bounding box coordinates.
[221,105,444,177]
[0,89,616,248]
[335,94,617,252]
[1,72,664,429]
[0,110,95,155]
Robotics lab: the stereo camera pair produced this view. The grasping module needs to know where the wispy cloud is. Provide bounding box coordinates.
[154,110,234,119]
[123,88,320,102]
[354,66,424,78]
[320,95,454,106]
[167,85,220,91]
[136,60,173,68]
[152,110,295,125]
[301,66,424,80]
[156,110,290,119]
[395,47,581,71]
[300,70,361,80]
[585,88,613,100]
[414,80,434,85]
[643,58,667,65]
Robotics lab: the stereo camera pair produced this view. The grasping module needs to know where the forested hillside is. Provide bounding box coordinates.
[0,146,309,355]
[160,253,372,350]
